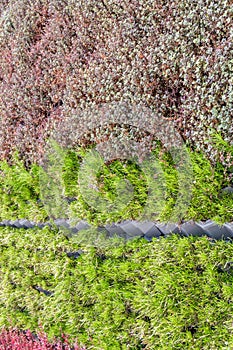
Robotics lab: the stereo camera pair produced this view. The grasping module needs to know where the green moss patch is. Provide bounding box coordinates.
[0,225,233,349]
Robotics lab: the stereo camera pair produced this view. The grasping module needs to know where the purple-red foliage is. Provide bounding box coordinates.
[0,0,232,169]
[0,326,84,350]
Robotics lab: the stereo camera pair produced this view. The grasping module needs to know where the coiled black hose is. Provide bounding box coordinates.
[1,189,233,298]
[1,218,233,242]
[1,187,232,242]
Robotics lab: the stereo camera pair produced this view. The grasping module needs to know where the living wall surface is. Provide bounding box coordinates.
[0,1,233,349]
[0,0,232,170]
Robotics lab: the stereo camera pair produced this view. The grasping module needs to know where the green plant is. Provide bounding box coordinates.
[0,1,233,349]
[0,225,233,349]
[0,133,232,225]
[0,150,48,221]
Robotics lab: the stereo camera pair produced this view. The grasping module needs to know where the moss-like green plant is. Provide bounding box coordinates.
[0,131,232,225]
[0,150,48,221]
[0,225,233,349]
[0,1,233,349]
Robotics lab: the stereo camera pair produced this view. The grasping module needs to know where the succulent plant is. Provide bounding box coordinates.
[0,0,232,170]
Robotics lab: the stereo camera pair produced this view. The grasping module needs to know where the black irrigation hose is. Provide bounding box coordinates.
[2,217,233,298]
[1,186,233,243]
[2,217,233,299]
[1,187,233,298]
[1,217,233,242]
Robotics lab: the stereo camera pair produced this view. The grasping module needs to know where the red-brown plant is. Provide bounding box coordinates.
[0,1,232,168]
[0,326,84,350]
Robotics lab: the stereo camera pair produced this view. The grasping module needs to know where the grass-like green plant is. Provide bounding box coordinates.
[0,151,48,222]
[0,131,232,225]
[0,131,232,349]
[0,225,233,349]
[0,1,232,348]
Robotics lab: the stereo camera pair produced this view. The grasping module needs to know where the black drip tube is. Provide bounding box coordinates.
[0,218,233,242]
[1,187,233,242]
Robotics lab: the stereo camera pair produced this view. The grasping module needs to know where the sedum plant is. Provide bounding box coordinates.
[0,0,232,170]
[0,326,84,349]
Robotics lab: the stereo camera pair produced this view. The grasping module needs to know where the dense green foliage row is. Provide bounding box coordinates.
[0,131,232,349]
[1,224,233,349]
[0,132,233,227]
[0,0,232,348]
